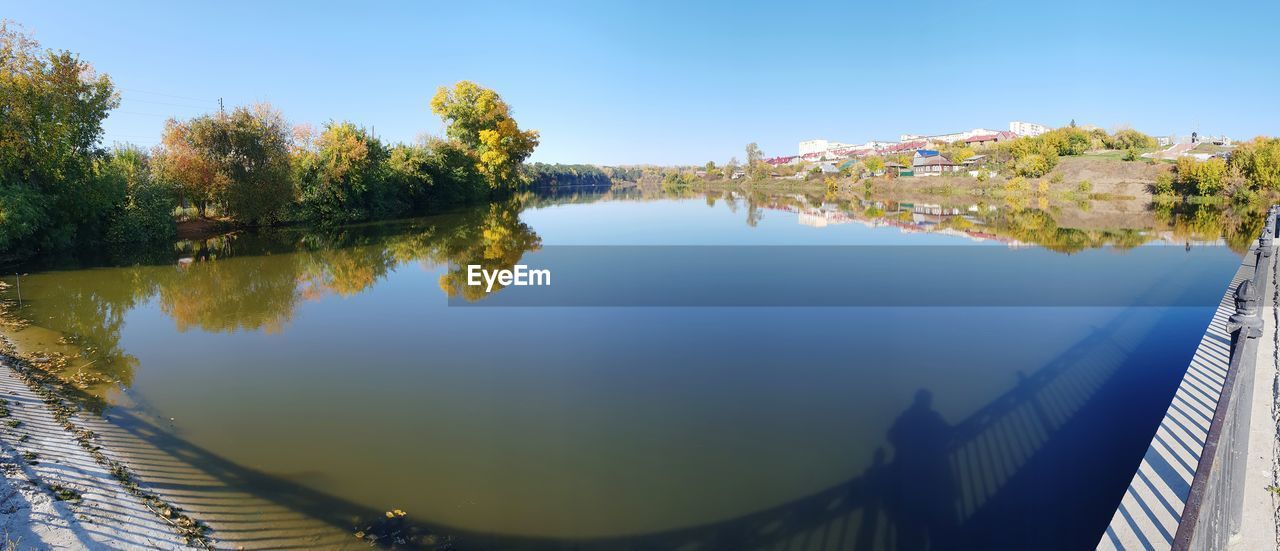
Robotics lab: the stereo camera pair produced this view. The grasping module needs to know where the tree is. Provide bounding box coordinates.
[1015,154,1052,178]
[949,146,975,164]
[295,122,397,222]
[1111,129,1156,150]
[1176,156,1227,195]
[100,146,176,243]
[724,157,740,178]
[156,104,294,225]
[745,143,767,180]
[0,21,120,251]
[156,118,223,217]
[864,156,885,175]
[1230,137,1280,191]
[430,81,540,188]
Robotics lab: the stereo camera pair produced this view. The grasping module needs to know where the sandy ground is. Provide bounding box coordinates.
[0,363,193,549]
[0,355,362,550]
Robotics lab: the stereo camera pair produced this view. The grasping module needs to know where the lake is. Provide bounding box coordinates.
[0,187,1261,549]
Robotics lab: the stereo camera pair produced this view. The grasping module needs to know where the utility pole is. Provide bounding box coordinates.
[218,97,224,116]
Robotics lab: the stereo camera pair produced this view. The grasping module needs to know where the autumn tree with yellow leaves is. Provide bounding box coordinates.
[430,81,540,188]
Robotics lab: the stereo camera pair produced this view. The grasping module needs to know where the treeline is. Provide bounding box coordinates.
[985,126,1157,178]
[523,163,611,188]
[0,23,542,257]
[1159,137,1280,198]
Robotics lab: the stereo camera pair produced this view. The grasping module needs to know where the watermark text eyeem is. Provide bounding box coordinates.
[467,265,551,292]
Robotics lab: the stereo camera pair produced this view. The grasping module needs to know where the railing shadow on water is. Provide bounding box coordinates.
[1167,206,1278,551]
[23,294,1190,551]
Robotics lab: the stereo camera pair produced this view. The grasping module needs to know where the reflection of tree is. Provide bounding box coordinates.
[1155,201,1265,254]
[435,201,542,301]
[6,197,542,396]
[158,254,304,334]
[4,268,156,392]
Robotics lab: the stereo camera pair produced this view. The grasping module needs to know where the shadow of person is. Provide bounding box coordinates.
[885,389,958,551]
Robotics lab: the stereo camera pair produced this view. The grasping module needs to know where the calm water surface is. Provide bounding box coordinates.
[0,190,1257,549]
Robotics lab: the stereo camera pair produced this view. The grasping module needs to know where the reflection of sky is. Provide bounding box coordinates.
[94,196,1239,545]
[522,199,983,246]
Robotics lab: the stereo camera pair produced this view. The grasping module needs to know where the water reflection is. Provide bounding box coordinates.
[1,199,540,398]
[0,190,1264,398]
[0,186,1262,549]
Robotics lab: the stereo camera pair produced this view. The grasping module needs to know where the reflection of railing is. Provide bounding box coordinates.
[1171,206,1277,551]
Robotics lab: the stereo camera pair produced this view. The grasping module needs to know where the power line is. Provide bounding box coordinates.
[119,87,213,103]
[114,110,174,117]
[118,96,212,110]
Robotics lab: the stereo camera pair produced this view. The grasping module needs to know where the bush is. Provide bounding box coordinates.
[1154,172,1175,195]
[1077,180,1093,194]
[99,147,177,243]
[1122,148,1138,161]
[1003,176,1031,192]
[1015,154,1052,178]
[1230,137,1280,191]
[0,184,45,252]
[106,181,177,243]
[1111,129,1157,150]
[1176,156,1228,195]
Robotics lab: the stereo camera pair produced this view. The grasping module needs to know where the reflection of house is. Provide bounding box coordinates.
[912,150,960,175]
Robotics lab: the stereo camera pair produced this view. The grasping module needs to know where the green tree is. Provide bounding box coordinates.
[295,121,396,222]
[0,21,120,252]
[430,81,540,188]
[100,146,176,243]
[745,143,767,181]
[157,104,294,225]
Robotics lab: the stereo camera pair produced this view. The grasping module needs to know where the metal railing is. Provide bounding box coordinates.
[1172,206,1278,551]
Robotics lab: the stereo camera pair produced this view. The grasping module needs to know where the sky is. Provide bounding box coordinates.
[5,0,1278,165]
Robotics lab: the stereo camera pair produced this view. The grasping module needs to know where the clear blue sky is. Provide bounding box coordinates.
[5,0,1277,165]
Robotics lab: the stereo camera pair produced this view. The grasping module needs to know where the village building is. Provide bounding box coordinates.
[911,149,960,175]
[964,131,1018,147]
[1009,121,1050,137]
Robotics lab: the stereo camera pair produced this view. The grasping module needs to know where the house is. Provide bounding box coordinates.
[818,162,839,174]
[964,131,1018,147]
[884,162,910,177]
[912,150,960,175]
[961,154,988,166]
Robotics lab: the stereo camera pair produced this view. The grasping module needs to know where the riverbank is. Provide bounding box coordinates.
[0,337,362,549]
[0,352,198,549]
